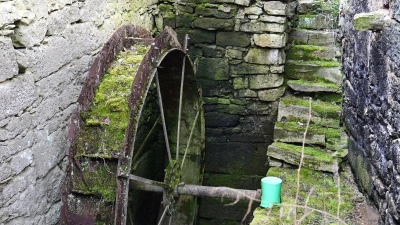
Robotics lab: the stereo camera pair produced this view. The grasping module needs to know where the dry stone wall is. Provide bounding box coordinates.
[341,0,400,223]
[0,0,157,224]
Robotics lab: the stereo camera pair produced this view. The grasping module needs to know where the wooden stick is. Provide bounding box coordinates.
[129,175,261,201]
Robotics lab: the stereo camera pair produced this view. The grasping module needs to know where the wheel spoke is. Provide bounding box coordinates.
[132,116,161,165]
[157,205,169,225]
[176,34,190,162]
[155,71,173,166]
[181,109,200,169]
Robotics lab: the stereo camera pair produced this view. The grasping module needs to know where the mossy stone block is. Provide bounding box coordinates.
[258,87,285,102]
[233,77,248,89]
[267,142,340,172]
[274,126,326,146]
[244,48,285,65]
[216,31,250,47]
[240,21,286,33]
[287,79,341,93]
[215,103,247,115]
[176,28,216,44]
[287,45,338,61]
[193,18,235,31]
[197,58,229,80]
[202,45,226,58]
[199,79,233,97]
[196,6,237,19]
[249,74,283,89]
[298,14,334,30]
[263,1,287,16]
[226,48,243,59]
[353,10,388,31]
[176,13,195,28]
[231,63,269,75]
[253,33,287,48]
[236,89,258,98]
[285,60,342,85]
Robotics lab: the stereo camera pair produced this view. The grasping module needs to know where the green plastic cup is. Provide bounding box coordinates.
[260,176,282,208]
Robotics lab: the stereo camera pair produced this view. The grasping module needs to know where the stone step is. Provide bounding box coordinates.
[277,97,341,127]
[267,142,341,172]
[297,0,321,14]
[274,126,326,146]
[285,60,341,85]
[287,45,339,61]
[289,30,337,46]
[287,79,341,93]
[298,14,335,30]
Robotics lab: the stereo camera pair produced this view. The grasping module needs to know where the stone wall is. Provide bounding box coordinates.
[0,0,157,224]
[155,0,291,223]
[340,0,400,223]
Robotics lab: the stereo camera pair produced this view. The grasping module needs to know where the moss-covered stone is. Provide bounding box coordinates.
[298,14,334,30]
[253,33,287,48]
[353,10,388,32]
[249,74,283,89]
[202,45,226,58]
[251,167,355,224]
[240,21,287,33]
[175,28,216,44]
[197,58,229,80]
[231,63,270,75]
[193,17,235,31]
[233,77,248,89]
[267,142,340,172]
[285,60,342,85]
[196,5,237,19]
[244,48,285,65]
[274,126,326,146]
[176,13,196,28]
[216,31,250,47]
[287,78,341,93]
[280,96,341,120]
[286,45,338,61]
[258,87,286,102]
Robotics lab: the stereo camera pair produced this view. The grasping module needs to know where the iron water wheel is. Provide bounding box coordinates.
[61,25,259,225]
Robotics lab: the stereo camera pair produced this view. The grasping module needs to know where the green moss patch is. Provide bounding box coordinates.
[74,44,149,158]
[250,167,354,225]
[286,59,339,67]
[280,96,341,119]
[72,162,118,202]
[272,142,333,163]
[276,121,340,139]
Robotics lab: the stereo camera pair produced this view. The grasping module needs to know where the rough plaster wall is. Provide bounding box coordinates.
[340,0,400,223]
[0,0,157,224]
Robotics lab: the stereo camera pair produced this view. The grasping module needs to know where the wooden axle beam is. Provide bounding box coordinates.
[129,174,261,201]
